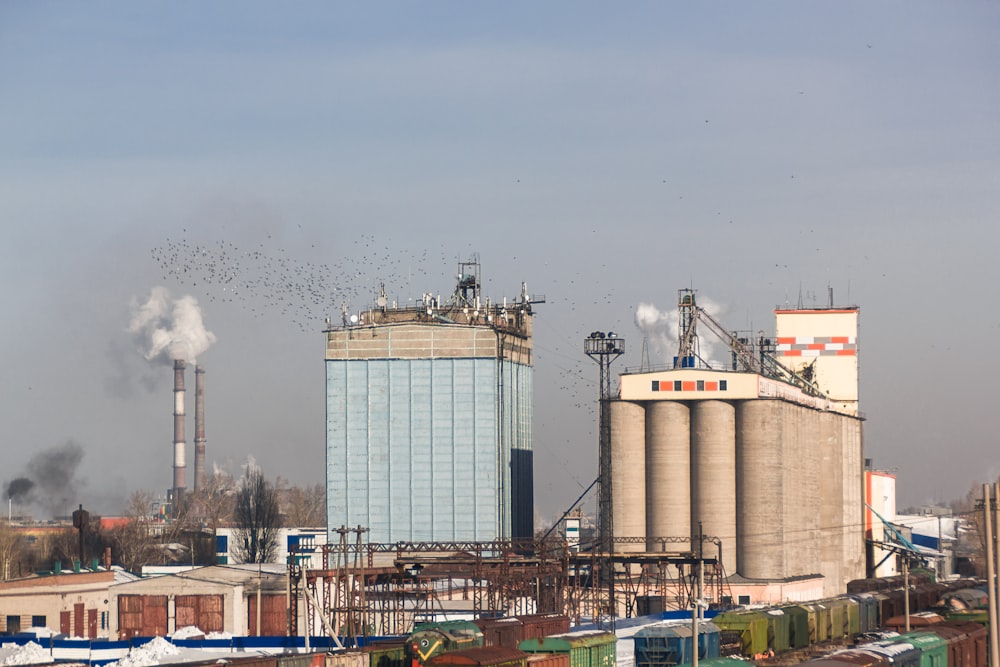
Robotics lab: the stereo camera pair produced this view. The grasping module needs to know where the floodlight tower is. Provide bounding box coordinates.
[584,332,625,554]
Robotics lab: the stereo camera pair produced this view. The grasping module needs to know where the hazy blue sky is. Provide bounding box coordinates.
[1,2,998,523]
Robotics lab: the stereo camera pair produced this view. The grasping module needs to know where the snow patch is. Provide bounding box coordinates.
[171,627,206,640]
[107,637,180,667]
[0,641,52,666]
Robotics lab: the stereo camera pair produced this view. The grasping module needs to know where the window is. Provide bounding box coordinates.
[674,380,682,391]
[696,380,705,391]
[720,380,728,391]
[738,595,751,605]
[31,616,45,628]
[5,615,20,634]
[651,380,659,391]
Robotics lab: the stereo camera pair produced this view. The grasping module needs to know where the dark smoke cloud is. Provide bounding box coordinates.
[5,478,34,502]
[5,440,86,518]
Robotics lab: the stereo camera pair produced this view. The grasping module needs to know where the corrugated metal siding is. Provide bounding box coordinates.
[329,356,526,543]
[526,655,569,667]
[506,360,533,540]
[278,654,328,667]
[248,593,287,636]
[326,651,370,667]
[118,595,167,639]
[176,594,224,633]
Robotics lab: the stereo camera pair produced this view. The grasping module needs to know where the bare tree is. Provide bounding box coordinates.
[276,478,326,527]
[0,520,25,580]
[109,490,160,574]
[191,469,236,532]
[233,461,281,563]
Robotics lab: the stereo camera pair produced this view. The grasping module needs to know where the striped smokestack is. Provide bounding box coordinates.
[173,359,187,508]
[194,364,206,493]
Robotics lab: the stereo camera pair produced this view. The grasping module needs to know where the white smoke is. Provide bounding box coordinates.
[635,302,679,363]
[129,286,217,364]
[634,295,729,369]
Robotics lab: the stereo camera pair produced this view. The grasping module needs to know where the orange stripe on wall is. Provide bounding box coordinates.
[706,381,718,391]
[776,337,796,344]
[682,381,696,391]
[808,343,825,350]
[831,336,849,344]
[783,350,802,356]
[836,349,856,356]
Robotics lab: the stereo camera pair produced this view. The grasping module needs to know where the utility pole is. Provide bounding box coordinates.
[984,484,999,667]
[584,330,624,630]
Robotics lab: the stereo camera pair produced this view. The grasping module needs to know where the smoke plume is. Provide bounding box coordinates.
[5,478,34,502]
[634,296,728,368]
[129,286,217,364]
[5,441,86,517]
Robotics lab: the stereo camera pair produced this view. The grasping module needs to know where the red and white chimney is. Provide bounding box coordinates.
[172,359,187,507]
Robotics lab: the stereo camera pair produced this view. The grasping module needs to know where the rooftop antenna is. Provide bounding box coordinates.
[455,254,481,307]
[376,283,388,311]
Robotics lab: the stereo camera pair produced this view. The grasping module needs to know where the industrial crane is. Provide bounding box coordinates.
[675,288,829,399]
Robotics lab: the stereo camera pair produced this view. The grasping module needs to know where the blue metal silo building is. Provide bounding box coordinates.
[326,262,539,543]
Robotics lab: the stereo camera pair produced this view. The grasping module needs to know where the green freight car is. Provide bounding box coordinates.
[519,630,617,667]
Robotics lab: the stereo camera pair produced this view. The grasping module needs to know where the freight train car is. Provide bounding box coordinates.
[519,630,617,667]
[326,652,371,667]
[477,618,527,651]
[518,615,572,642]
[670,658,749,667]
[633,621,720,667]
[427,647,530,667]
[711,609,769,658]
[784,621,987,667]
[474,615,572,648]
[526,654,570,667]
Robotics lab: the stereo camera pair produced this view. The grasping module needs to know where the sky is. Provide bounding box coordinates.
[1,2,998,523]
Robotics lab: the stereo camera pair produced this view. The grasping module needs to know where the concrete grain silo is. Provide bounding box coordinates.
[610,400,646,552]
[690,399,737,575]
[736,400,785,580]
[645,401,690,552]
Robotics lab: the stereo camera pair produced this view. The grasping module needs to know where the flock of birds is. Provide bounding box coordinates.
[150,234,459,334]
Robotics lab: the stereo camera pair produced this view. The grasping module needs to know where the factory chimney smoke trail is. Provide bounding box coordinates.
[129,286,217,366]
[129,286,215,516]
[173,359,187,511]
[194,364,206,493]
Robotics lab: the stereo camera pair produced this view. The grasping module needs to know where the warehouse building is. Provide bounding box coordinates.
[109,564,292,638]
[0,565,141,638]
[610,293,864,600]
[325,259,540,543]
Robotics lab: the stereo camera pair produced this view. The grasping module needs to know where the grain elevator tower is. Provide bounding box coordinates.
[611,290,864,600]
[325,257,541,543]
